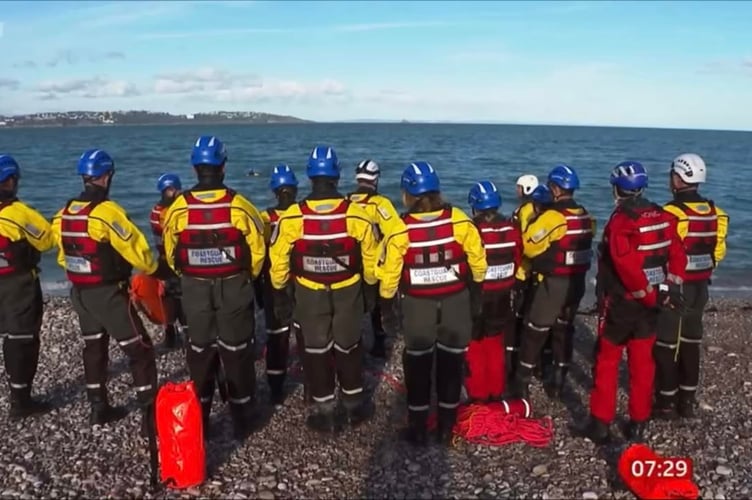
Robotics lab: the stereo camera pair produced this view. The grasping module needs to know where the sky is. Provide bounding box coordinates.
[2,0,752,130]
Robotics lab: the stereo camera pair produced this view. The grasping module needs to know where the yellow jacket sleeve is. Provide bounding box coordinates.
[51,208,65,269]
[522,209,568,260]
[451,207,488,283]
[373,194,402,238]
[160,194,185,272]
[714,205,729,264]
[260,209,272,244]
[232,193,267,279]
[269,205,302,290]
[91,201,158,274]
[515,202,535,232]
[347,203,378,286]
[0,202,55,253]
[376,221,409,299]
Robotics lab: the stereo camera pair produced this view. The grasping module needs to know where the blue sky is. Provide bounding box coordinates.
[1,1,752,129]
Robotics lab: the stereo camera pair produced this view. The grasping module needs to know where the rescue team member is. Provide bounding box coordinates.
[346,159,400,359]
[161,135,266,440]
[654,153,728,419]
[260,164,305,405]
[465,181,521,402]
[511,174,539,228]
[52,149,168,428]
[377,162,487,446]
[269,145,378,433]
[149,172,185,349]
[0,155,55,419]
[511,165,595,400]
[580,162,686,444]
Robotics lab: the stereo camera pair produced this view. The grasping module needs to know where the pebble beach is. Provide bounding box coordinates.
[0,296,750,499]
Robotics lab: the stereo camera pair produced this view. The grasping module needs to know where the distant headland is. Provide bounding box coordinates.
[0,110,314,128]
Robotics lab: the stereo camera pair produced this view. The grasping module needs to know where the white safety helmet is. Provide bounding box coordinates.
[355,159,380,182]
[670,153,706,184]
[516,174,539,196]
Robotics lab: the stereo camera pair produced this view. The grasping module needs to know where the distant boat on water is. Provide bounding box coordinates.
[246,169,261,177]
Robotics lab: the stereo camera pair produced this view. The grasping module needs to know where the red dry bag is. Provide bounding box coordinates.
[155,381,206,489]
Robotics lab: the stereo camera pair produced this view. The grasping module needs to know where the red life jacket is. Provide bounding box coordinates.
[174,190,249,279]
[533,204,594,276]
[291,200,361,285]
[0,200,40,277]
[149,203,166,258]
[476,217,521,293]
[60,200,132,287]
[401,208,469,298]
[666,199,718,282]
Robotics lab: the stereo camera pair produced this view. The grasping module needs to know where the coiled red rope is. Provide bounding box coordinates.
[452,403,554,447]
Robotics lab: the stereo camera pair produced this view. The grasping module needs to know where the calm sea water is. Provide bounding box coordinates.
[1,123,749,298]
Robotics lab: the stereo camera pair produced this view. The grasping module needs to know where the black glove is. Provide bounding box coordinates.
[150,260,174,282]
[657,282,685,311]
[511,279,528,317]
[468,281,483,320]
[273,288,293,325]
[380,296,399,335]
[363,283,377,314]
[253,279,265,310]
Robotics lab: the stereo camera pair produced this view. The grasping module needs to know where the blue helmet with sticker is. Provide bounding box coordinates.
[610,161,648,192]
[156,173,182,193]
[306,145,340,179]
[270,164,299,191]
[531,185,552,204]
[400,161,440,196]
[77,149,114,177]
[191,135,227,167]
[548,164,580,191]
[0,154,20,182]
[468,180,502,211]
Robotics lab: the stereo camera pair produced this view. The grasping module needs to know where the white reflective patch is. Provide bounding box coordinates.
[65,256,92,274]
[531,228,547,243]
[377,206,391,220]
[302,256,348,274]
[0,256,9,268]
[24,223,42,238]
[643,266,666,285]
[485,262,514,281]
[565,249,592,265]
[111,221,129,239]
[409,265,459,285]
[686,254,713,271]
[187,247,235,266]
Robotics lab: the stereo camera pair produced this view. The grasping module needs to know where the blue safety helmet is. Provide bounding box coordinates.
[548,164,580,191]
[531,185,552,204]
[77,149,114,177]
[191,135,227,167]
[467,180,502,211]
[0,154,20,182]
[306,145,340,179]
[270,163,299,191]
[156,173,182,193]
[400,161,440,196]
[610,161,648,192]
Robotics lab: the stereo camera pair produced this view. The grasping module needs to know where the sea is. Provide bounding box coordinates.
[0,123,749,298]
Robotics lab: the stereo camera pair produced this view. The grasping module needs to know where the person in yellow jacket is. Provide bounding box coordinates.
[512,174,539,231]
[346,159,401,359]
[511,165,596,401]
[0,155,56,419]
[161,135,266,440]
[376,161,487,446]
[269,145,378,433]
[654,153,729,419]
[51,149,169,431]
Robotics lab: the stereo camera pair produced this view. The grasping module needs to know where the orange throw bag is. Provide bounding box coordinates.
[155,381,206,489]
[130,272,169,326]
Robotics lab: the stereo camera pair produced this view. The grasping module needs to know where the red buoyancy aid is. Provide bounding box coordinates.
[477,218,521,292]
[0,200,40,277]
[291,200,361,285]
[534,205,594,276]
[666,199,718,281]
[60,200,132,287]
[149,203,166,257]
[174,190,249,278]
[401,208,469,298]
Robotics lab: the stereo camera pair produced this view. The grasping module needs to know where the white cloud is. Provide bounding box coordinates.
[154,67,260,94]
[0,78,20,91]
[36,77,140,99]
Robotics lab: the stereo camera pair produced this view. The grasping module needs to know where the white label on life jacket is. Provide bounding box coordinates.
[409,265,460,285]
[187,247,236,266]
[302,256,349,274]
[65,256,92,274]
[485,262,514,281]
[0,255,9,268]
[686,254,713,271]
[643,266,666,285]
[565,249,592,266]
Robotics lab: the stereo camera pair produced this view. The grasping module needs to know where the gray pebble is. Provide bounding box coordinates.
[532,464,548,476]
[277,482,287,491]
[583,492,598,500]
[407,463,421,473]
[257,492,275,500]
[716,465,733,476]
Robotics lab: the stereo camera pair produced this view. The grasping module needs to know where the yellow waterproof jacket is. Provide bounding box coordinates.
[512,201,535,233]
[0,199,55,275]
[161,188,266,279]
[269,198,378,291]
[663,193,729,267]
[51,199,158,274]
[346,190,401,241]
[376,206,488,299]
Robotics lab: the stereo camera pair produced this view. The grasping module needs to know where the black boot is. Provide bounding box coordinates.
[344,400,374,427]
[510,373,531,400]
[8,388,52,420]
[543,366,568,401]
[652,394,678,421]
[306,403,340,434]
[435,407,457,446]
[400,411,428,447]
[230,401,257,441]
[370,334,387,359]
[201,400,213,439]
[90,401,129,426]
[161,324,181,350]
[575,416,611,445]
[677,394,696,419]
[268,374,286,406]
[622,420,648,442]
